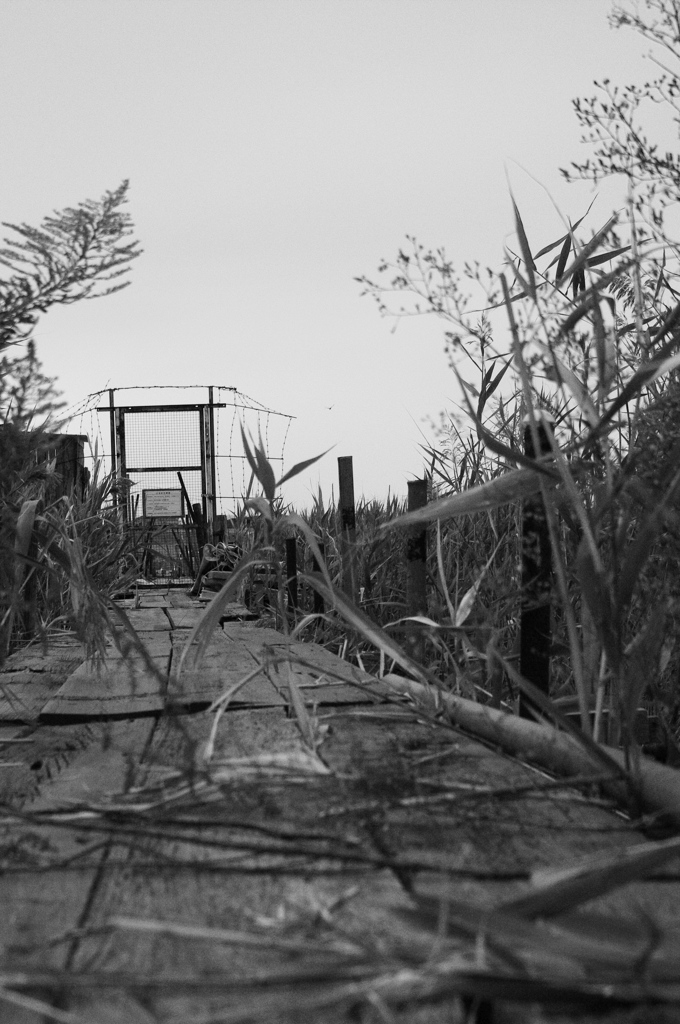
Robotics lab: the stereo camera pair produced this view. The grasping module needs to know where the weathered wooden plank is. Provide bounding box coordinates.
[318,708,661,908]
[170,629,386,709]
[50,707,416,1023]
[134,592,172,608]
[118,607,171,632]
[0,720,158,1024]
[166,590,196,609]
[168,630,285,707]
[0,723,96,809]
[0,639,85,722]
[28,718,157,812]
[36,618,387,719]
[163,605,208,630]
[40,633,171,718]
[165,602,255,629]
[221,624,386,704]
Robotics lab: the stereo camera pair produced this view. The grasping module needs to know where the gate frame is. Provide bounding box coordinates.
[99,388,224,535]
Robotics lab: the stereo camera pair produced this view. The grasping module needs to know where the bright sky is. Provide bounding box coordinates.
[0,0,654,509]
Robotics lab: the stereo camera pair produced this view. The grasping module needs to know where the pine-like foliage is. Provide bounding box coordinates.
[0,179,141,353]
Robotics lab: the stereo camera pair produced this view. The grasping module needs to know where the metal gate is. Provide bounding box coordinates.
[103,394,222,585]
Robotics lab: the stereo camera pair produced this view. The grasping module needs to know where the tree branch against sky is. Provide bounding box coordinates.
[564,0,680,231]
[0,179,141,354]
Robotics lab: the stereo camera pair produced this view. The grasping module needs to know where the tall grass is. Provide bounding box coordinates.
[353,200,680,762]
[0,441,140,662]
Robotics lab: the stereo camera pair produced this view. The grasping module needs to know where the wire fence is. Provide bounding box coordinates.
[64,385,294,517]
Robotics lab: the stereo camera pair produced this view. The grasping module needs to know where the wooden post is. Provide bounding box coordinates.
[311,542,325,615]
[192,503,208,550]
[406,479,428,662]
[337,456,357,602]
[519,412,553,719]
[286,537,298,610]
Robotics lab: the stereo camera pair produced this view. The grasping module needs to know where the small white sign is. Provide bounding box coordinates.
[143,489,183,518]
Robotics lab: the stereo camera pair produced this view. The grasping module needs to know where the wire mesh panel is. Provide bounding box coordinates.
[121,407,205,522]
[124,410,202,469]
[128,521,202,583]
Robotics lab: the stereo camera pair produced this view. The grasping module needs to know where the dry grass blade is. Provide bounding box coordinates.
[0,986,85,1024]
[496,650,631,784]
[283,511,333,589]
[399,893,680,986]
[303,573,436,688]
[503,835,680,919]
[454,538,501,626]
[203,664,270,760]
[107,915,358,956]
[286,660,319,750]
[177,551,261,676]
[210,750,330,778]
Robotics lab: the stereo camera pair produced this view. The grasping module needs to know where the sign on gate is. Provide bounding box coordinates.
[142,489,183,518]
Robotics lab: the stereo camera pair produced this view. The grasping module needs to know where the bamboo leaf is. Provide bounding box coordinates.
[590,298,618,402]
[476,424,556,474]
[535,231,571,262]
[276,448,332,488]
[282,512,333,590]
[244,496,273,523]
[545,356,599,427]
[509,257,535,304]
[485,357,512,401]
[455,539,502,627]
[240,425,276,501]
[512,198,536,300]
[621,608,669,723]
[557,292,599,337]
[554,233,573,282]
[14,499,39,566]
[381,468,556,531]
[576,539,619,670]
[615,512,662,613]
[599,349,680,433]
[586,244,631,267]
[556,214,618,289]
[254,445,277,503]
[240,425,260,483]
[533,201,595,260]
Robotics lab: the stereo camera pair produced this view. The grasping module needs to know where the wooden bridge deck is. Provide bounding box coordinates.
[1,590,680,1023]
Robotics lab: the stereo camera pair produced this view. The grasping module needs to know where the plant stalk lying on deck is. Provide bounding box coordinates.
[383,673,680,829]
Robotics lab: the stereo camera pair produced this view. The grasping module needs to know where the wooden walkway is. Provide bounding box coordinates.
[1,590,680,1023]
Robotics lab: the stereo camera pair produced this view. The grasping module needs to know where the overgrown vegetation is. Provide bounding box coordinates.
[0,181,142,661]
[7,5,680,1021]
